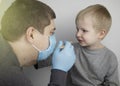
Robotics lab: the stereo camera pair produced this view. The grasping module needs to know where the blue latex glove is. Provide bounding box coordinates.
[52,41,76,72]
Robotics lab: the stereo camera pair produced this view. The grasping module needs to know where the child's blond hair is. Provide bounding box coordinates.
[75,4,112,33]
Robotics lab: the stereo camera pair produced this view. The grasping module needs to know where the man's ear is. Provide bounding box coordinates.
[26,27,35,43]
[98,29,107,39]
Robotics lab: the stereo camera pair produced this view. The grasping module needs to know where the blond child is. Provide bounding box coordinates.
[67,4,119,86]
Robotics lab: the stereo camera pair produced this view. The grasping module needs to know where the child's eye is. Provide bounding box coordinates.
[82,29,88,32]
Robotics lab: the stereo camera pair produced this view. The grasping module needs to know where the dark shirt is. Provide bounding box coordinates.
[0,34,66,86]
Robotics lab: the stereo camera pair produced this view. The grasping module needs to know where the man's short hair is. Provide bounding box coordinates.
[1,0,56,41]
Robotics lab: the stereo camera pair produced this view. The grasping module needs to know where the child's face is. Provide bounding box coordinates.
[76,16,103,49]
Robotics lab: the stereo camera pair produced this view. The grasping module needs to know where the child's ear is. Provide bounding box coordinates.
[98,29,107,39]
[26,26,35,43]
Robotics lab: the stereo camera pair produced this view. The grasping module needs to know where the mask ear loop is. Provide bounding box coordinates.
[31,44,41,62]
[32,44,41,52]
[32,34,55,53]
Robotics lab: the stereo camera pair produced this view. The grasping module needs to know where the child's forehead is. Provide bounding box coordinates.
[77,15,94,24]
[77,13,93,22]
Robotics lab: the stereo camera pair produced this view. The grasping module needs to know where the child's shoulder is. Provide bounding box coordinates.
[104,47,116,57]
[104,47,118,63]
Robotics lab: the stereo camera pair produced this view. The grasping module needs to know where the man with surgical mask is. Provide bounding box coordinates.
[0,0,76,86]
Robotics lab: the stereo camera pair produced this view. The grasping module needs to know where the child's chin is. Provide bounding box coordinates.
[79,42,86,46]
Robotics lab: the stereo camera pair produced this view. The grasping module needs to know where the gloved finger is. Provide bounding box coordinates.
[70,45,74,51]
[64,41,72,49]
[49,34,56,43]
[54,41,63,54]
[50,34,55,39]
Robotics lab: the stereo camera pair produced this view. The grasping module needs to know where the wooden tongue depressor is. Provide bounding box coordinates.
[60,41,72,49]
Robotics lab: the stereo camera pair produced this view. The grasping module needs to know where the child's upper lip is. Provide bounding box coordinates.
[77,38,83,42]
[77,37,83,41]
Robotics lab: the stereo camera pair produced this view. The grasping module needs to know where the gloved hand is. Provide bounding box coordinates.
[52,41,76,72]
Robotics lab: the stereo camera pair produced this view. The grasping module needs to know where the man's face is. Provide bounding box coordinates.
[33,19,56,51]
[25,19,56,66]
[44,19,56,36]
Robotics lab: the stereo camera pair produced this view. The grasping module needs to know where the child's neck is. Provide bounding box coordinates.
[86,43,104,50]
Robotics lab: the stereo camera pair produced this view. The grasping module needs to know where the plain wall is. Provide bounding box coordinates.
[0,0,120,86]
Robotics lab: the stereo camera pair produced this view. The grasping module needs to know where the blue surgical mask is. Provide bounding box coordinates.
[32,34,56,61]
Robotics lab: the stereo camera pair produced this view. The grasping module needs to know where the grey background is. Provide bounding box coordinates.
[0,0,120,86]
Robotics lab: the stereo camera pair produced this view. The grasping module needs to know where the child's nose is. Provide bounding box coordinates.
[76,31,82,37]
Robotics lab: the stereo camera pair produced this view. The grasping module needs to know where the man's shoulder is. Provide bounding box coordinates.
[0,65,22,76]
[0,65,33,86]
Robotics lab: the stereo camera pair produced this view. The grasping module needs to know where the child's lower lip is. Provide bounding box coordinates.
[78,39,82,42]
[78,39,83,43]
